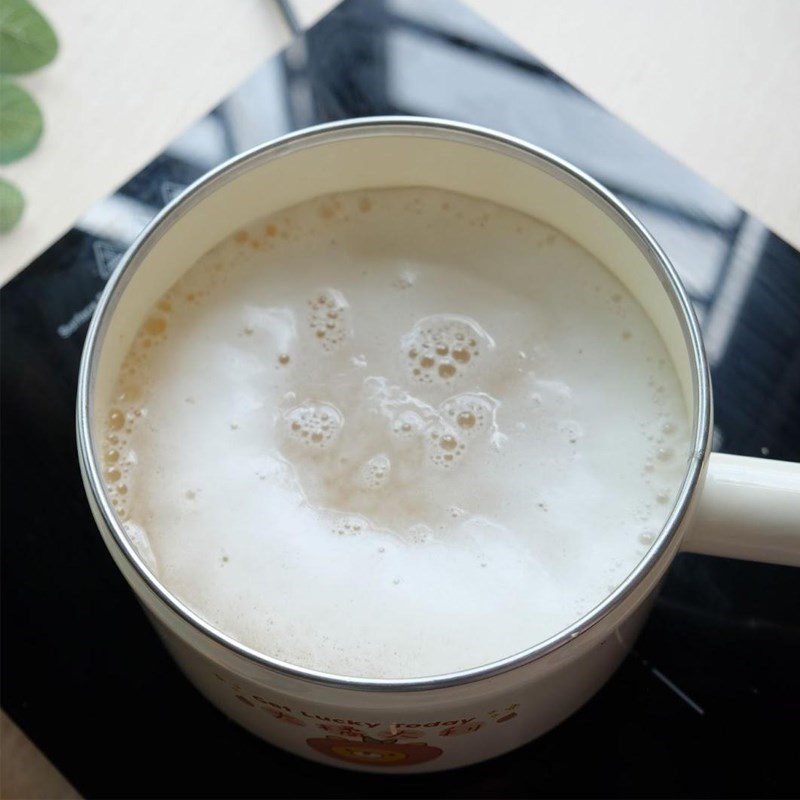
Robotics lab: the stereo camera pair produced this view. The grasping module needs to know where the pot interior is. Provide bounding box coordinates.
[82,120,709,681]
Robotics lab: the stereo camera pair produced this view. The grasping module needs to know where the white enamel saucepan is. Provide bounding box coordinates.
[77,118,800,772]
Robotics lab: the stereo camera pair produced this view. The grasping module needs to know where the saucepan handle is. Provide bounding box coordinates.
[682,453,800,566]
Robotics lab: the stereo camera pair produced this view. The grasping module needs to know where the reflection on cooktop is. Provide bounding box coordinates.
[1,0,798,797]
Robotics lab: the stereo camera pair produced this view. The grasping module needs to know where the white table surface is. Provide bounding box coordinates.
[2,1,799,797]
[484,0,800,250]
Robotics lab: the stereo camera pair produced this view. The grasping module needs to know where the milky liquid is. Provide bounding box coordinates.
[103,188,690,679]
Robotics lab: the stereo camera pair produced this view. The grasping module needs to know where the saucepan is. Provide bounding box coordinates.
[77,118,800,772]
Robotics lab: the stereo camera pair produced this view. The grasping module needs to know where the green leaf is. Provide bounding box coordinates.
[0,78,42,163]
[0,177,24,232]
[0,0,58,74]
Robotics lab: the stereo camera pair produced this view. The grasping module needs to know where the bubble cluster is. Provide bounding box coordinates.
[329,514,370,536]
[365,378,500,476]
[425,423,467,470]
[439,393,495,439]
[401,315,492,385]
[308,289,350,351]
[99,291,177,520]
[101,404,144,518]
[358,453,391,490]
[283,402,343,449]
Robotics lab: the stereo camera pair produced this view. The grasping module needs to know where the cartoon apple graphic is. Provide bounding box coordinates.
[306,735,443,767]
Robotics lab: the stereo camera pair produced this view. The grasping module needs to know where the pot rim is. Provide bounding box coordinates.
[77,116,711,692]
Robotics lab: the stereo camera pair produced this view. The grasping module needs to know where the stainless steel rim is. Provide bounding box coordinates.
[77,116,712,692]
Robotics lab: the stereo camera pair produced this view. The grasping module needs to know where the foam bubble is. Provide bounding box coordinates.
[407,523,433,544]
[358,453,391,490]
[391,410,425,440]
[308,289,350,351]
[638,531,655,546]
[424,423,467,470]
[364,377,437,443]
[401,314,493,386]
[394,270,416,289]
[439,392,495,439]
[283,401,343,449]
[656,446,674,462]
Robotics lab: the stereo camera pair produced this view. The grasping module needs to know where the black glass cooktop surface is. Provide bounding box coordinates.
[2,1,798,797]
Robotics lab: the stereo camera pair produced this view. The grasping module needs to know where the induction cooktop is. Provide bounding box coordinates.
[2,1,798,797]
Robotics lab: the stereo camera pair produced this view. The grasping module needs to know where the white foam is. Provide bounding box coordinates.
[104,187,690,679]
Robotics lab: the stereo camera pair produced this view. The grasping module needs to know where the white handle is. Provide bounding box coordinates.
[682,453,800,566]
